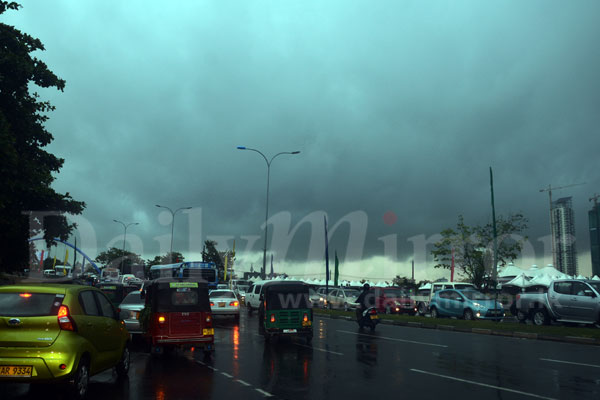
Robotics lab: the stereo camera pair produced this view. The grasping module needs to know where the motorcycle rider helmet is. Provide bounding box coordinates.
[363,283,370,290]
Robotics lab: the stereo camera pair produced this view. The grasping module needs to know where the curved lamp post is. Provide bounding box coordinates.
[113,220,139,269]
[155,204,192,262]
[237,146,300,279]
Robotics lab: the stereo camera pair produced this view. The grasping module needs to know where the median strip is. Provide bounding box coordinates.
[540,358,600,369]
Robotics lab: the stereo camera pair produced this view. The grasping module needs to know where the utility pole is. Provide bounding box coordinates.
[539,182,585,267]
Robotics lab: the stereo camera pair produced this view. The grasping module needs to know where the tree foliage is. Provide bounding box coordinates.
[431,214,528,288]
[0,2,85,272]
[95,247,144,270]
[145,252,185,267]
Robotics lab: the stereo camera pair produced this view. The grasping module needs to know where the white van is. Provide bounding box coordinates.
[245,280,269,314]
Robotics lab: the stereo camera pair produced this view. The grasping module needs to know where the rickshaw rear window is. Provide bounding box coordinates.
[266,286,310,310]
[155,287,210,312]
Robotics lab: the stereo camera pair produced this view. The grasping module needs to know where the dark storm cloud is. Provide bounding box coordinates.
[9,1,600,271]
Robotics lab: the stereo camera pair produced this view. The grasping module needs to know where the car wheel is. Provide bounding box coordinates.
[418,303,427,316]
[115,344,130,378]
[463,309,474,321]
[247,304,253,315]
[203,350,213,360]
[69,358,89,400]
[516,309,527,323]
[430,307,439,319]
[531,309,549,326]
[369,322,376,332]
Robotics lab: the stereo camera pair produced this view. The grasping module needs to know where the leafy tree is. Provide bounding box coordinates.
[0,2,85,273]
[43,257,63,270]
[95,247,144,270]
[202,240,224,278]
[431,214,528,288]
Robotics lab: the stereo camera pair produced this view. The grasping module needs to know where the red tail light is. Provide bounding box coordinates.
[303,313,308,322]
[229,301,239,307]
[270,314,276,323]
[158,315,166,324]
[369,309,377,314]
[19,293,32,298]
[206,315,212,323]
[57,305,76,331]
[210,302,215,307]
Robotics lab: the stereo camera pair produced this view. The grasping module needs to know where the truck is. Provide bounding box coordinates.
[515,279,600,326]
[411,281,476,315]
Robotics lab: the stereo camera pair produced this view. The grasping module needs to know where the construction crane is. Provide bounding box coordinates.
[539,182,586,268]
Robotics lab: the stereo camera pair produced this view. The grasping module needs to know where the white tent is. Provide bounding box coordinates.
[418,283,432,291]
[503,273,531,288]
[524,265,567,279]
[592,276,600,281]
[498,263,526,278]
[526,274,553,287]
[576,275,587,280]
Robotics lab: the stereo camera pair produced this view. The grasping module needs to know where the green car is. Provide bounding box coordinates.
[0,283,130,399]
[258,281,313,343]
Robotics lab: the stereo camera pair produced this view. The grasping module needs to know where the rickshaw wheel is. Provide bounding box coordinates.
[203,350,213,359]
[305,333,313,344]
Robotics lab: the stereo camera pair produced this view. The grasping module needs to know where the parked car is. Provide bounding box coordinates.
[411,282,476,315]
[118,290,145,334]
[429,289,504,320]
[0,283,130,399]
[370,287,417,315]
[515,279,600,326]
[309,288,321,307]
[235,284,249,304]
[216,284,229,290]
[209,289,240,322]
[326,288,360,311]
[315,286,334,308]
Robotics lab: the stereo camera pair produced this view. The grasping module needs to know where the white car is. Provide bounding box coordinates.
[209,290,240,321]
[245,280,269,313]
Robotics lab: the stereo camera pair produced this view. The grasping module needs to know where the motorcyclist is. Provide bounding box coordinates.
[355,283,371,321]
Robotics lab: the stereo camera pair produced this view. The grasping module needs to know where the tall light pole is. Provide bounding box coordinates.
[237,146,300,279]
[113,220,139,270]
[155,204,192,262]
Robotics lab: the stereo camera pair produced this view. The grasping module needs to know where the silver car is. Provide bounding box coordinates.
[210,290,240,322]
[118,290,145,334]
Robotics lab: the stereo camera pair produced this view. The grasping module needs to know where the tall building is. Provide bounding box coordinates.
[590,200,600,277]
[552,197,578,275]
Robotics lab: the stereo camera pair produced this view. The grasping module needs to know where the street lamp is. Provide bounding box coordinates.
[155,204,192,262]
[237,146,301,279]
[113,220,139,270]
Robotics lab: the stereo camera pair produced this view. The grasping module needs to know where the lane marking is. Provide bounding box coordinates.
[337,330,448,348]
[540,358,600,369]
[294,343,344,355]
[196,361,205,366]
[236,379,252,387]
[206,365,219,371]
[410,369,557,400]
[255,388,274,397]
[221,372,233,378]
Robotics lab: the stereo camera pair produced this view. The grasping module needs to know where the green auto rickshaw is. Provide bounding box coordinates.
[258,281,313,343]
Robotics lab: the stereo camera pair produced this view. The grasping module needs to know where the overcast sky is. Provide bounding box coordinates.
[9,0,600,280]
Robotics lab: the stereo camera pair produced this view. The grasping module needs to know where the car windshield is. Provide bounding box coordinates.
[461,290,491,300]
[343,289,360,298]
[237,285,249,292]
[383,289,407,297]
[120,291,143,305]
[587,282,600,294]
[210,290,236,298]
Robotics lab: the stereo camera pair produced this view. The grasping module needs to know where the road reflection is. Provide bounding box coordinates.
[260,339,314,397]
[355,332,378,377]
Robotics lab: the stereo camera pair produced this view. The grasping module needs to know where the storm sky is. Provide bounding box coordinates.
[8,0,600,279]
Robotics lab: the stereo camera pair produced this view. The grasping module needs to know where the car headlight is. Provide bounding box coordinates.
[472,302,484,309]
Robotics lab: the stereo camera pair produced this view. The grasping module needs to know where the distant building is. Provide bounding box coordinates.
[552,197,578,275]
[589,201,600,277]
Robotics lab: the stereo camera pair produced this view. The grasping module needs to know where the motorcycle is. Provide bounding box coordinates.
[357,307,379,331]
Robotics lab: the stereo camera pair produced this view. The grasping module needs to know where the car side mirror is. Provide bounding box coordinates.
[584,290,596,298]
[458,297,464,302]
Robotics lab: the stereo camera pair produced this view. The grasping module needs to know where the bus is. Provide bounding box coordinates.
[149,262,218,288]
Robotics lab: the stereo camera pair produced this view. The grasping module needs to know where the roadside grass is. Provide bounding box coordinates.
[313,308,600,340]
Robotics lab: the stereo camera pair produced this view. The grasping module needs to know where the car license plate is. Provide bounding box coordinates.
[203,328,214,336]
[370,315,378,320]
[218,302,225,307]
[283,329,297,333]
[0,366,33,377]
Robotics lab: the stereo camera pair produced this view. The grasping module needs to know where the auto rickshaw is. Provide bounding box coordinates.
[97,282,137,307]
[140,277,214,357]
[258,281,313,343]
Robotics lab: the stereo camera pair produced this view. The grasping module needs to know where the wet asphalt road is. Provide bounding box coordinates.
[4,312,600,400]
